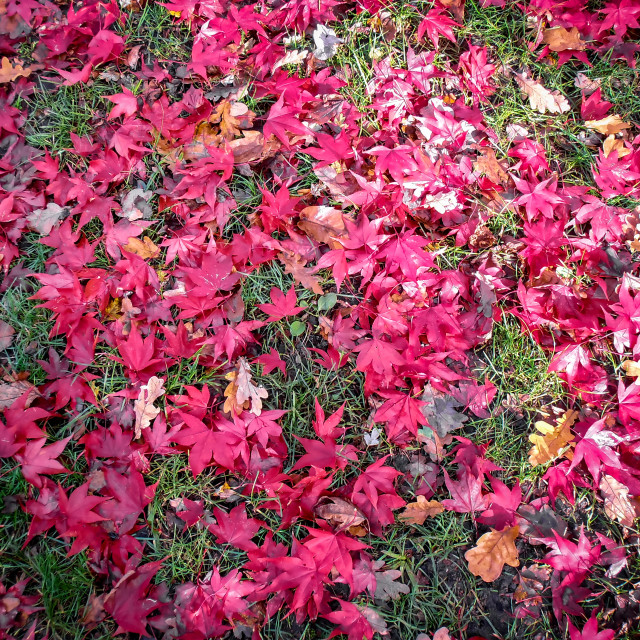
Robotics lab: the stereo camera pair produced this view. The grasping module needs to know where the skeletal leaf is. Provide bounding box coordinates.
[133,376,165,438]
[528,410,576,466]
[465,526,520,582]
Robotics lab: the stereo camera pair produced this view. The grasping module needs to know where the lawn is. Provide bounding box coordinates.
[1,1,640,639]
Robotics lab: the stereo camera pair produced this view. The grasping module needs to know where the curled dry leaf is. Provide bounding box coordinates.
[585,114,631,135]
[465,526,520,582]
[528,409,577,466]
[398,496,444,525]
[224,357,268,416]
[542,27,586,52]
[133,376,165,439]
[315,496,366,531]
[574,73,601,94]
[119,188,153,221]
[599,474,640,527]
[313,24,343,61]
[514,71,570,115]
[622,360,640,377]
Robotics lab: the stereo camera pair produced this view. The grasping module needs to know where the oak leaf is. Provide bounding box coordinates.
[514,71,570,114]
[398,496,444,525]
[0,57,31,83]
[465,526,520,582]
[585,114,631,135]
[599,475,640,527]
[528,410,576,466]
[542,27,586,52]
[133,376,165,439]
[224,357,268,416]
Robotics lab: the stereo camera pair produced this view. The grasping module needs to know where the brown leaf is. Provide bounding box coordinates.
[374,569,411,601]
[278,251,323,295]
[542,27,586,52]
[599,474,640,527]
[622,360,640,377]
[26,203,67,235]
[0,57,31,83]
[574,73,601,95]
[211,100,254,141]
[514,71,570,115]
[398,496,444,525]
[465,526,520,582]
[473,148,509,185]
[123,236,160,259]
[224,357,268,416]
[0,321,15,349]
[133,376,165,439]
[439,0,465,22]
[528,409,576,466]
[298,206,346,249]
[603,135,631,159]
[0,380,37,409]
[315,496,367,530]
[586,114,631,135]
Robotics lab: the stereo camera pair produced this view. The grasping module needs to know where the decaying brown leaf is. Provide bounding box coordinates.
[514,71,570,115]
[133,376,165,439]
[0,379,37,409]
[0,321,15,349]
[398,496,444,525]
[599,474,640,527]
[574,73,601,95]
[473,147,509,185]
[298,206,347,249]
[26,203,67,235]
[123,236,160,260]
[374,569,411,601]
[224,357,268,416]
[315,496,367,531]
[278,251,324,295]
[465,526,520,582]
[585,114,632,135]
[542,27,586,52]
[0,57,31,83]
[528,409,577,466]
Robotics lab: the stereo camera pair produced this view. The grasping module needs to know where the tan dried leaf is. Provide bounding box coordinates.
[473,148,509,185]
[0,57,32,83]
[133,376,165,439]
[26,203,67,235]
[528,409,577,466]
[224,358,268,416]
[599,474,640,527]
[574,73,601,95]
[603,135,631,159]
[298,206,346,249]
[0,380,37,409]
[622,360,640,377]
[465,526,520,582]
[398,496,444,525]
[123,236,160,260]
[315,497,367,530]
[585,114,631,135]
[514,72,570,115]
[542,27,586,52]
[0,320,15,349]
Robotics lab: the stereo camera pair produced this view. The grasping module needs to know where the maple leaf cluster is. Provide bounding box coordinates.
[0,0,639,638]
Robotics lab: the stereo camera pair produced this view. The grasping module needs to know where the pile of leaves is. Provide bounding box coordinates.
[0,0,639,638]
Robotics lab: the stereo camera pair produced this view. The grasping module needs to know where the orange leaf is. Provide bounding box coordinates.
[398,496,444,525]
[528,410,576,466]
[0,57,31,83]
[123,236,160,260]
[465,526,520,582]
[542,27,586,52]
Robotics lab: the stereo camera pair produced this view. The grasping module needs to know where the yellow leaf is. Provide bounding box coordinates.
[465,526,520,582]
[528,410,577,467]
[585,115,631,135]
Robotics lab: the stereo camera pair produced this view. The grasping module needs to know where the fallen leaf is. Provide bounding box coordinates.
[315,496,367,530]
[514,71,570,114]
[574,73,601,95]
[0,380,37,409]
[374,569,410,601]
[298,206,346,249]
[224,357,268,416]
[528,410,577,466]
[439,0,465,22]
[542,27,586,52]
[474,147,509,185]
[119,189,153,220]
[599,475,640,527]
[123,236,160,259]
[26,203,67,235]
[273,49,309,72]
[133,376,165,439]
[313,24,343,61]
[398,496,444,525]
[0,57,31,83]
[585,114,631,135]
[622,360,640,377]
[278,251,324,295]
[0,321,15,349]
[465,526,520,582]
[603,135,631,159]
